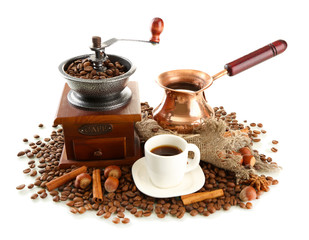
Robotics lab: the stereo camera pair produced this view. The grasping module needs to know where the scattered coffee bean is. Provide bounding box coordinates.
[34,134,40,139]
[38,123,44,128]
[31,194,38,199]
[78,207,86,214]
[246,202,253,209]
[17,151,25,157]
[37,189,46,194]
[272,140,279,144]
[70,207,78,214]
[122,218,130,224]
[112,217,120,224]
[26,152,34,158]
[272,179,279,185]
[271,147,278,152]
[14,104,279,225]
[23,168,31,174]
[30,169,37,177]
[190,209,198,216]
[16,184,25,190]
[40,192,48,199]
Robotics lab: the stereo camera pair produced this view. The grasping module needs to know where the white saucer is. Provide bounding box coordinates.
[132,157,205,198]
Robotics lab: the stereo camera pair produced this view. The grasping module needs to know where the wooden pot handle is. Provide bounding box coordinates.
[224,40,287,76]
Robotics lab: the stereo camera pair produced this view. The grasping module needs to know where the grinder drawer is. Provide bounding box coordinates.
[73,137,126,161]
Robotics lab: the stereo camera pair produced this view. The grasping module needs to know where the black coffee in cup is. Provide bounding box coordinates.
[150,145,182,156]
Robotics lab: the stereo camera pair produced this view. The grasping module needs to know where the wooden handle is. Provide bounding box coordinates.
[224,40,287,76]
[150,18,164,43]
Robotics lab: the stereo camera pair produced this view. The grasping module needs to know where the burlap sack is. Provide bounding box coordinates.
[135,116,281,181]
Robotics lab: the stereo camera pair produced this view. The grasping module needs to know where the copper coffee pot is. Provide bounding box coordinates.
[153,40,287,133]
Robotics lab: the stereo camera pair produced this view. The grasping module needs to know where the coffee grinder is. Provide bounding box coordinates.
[54,18,164,168]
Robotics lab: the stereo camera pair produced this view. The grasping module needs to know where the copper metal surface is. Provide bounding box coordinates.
[153,69,215,133]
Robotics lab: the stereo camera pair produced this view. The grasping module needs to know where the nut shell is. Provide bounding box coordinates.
[239,186,257,202]
[104,176,119,193]
[75,173,92,189]
[239,147,252,156]
[104,165,122,179]
[243,155,256,167]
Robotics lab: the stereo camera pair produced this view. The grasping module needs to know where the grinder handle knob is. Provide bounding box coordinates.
[150,18,164,43]
[224,40,287,76]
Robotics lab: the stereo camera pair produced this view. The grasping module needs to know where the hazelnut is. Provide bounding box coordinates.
[239,186,257,202]
[239,147,252,156]
[243,155,256,167]
[74,173,92,189]
[104,176,119,193]
[231,151,243,165]
[104,165,122,179]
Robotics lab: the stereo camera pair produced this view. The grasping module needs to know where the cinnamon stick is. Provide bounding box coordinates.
[46,166,87,191]
[92,169,103,203]
[181,189,224,205]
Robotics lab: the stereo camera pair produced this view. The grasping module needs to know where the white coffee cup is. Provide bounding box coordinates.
[144,134,200,189]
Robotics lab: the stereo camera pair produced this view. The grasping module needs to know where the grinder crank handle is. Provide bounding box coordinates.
[224,40,288,76]
[100,18,164,48]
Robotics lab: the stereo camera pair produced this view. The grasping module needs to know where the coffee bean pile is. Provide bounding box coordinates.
[213,106,280,164]
[16,106,279,224]
[65,58,127,80]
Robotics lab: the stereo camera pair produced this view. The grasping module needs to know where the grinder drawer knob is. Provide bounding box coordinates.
[94,149,103,158]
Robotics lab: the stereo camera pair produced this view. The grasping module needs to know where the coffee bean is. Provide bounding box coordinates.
[223,203,231,210]
[190,209,198,216]
[122,218,130,224]
[70,207,78,214]
[246,202,253,209]
[66,58,126,80]
[112,217,120,224]
[30,169,37,177]
[96,209,104,216]
[272,179,279,185]
[78,207,86,214]
[23,168,31,174]
[38,123,44,128]
[17,151,25,157]
[134,210,143,217]
[208,206,216,214]
[34,134,40,139]
[26,152,34,158]
[66,201,74,207]
[31,194,38,199]
[271,147,278,152]
[272,140,279,144]
[16,184,25,190]
[23,138,28,142]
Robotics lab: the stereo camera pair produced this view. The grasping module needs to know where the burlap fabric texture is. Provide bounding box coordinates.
[135,116,281,181]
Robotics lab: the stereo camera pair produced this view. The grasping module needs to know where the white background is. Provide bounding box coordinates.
[1,0,308,239]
